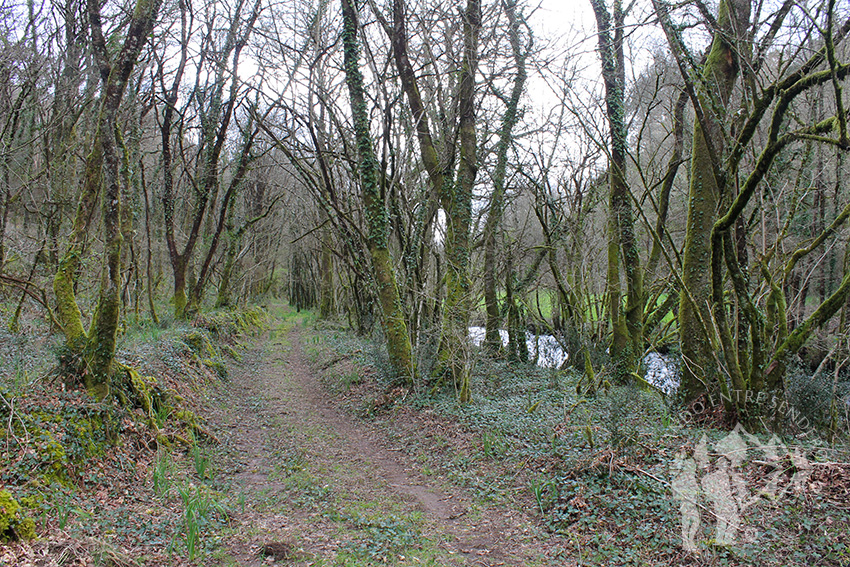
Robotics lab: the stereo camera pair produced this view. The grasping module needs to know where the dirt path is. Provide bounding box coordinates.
[212,315,561,566]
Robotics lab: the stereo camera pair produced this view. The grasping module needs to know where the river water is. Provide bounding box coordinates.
[469,326,679,394]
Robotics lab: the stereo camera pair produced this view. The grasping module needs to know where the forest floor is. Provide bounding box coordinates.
[1,304,848,566]
[211,308,567,566]
[0,306,568,566]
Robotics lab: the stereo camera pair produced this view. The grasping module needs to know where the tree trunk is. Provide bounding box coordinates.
[140,160,159,323]
[159,2,188,317]
[46,0,85,270]
[54,0,162,397]
[440,0,480,402]
[215,232,239,309]
[341,0,415,385]
[159,0,260,318]
[390,0,479,399]
[591,0,644,381]
[187,121,257,312]
[676,0,750,402]
[319,224,335,318]
[483,0,528,354]
[505,258,528,364]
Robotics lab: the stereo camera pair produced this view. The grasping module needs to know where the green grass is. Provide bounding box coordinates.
[474,288,562,320]
[473,289,678,332]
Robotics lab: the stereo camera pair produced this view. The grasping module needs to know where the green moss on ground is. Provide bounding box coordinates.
[0,490,35,541]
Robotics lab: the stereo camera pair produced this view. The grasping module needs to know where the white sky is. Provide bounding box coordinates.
[535,0,595,36]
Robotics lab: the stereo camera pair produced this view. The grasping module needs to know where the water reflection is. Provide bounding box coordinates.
[469,326,679,394]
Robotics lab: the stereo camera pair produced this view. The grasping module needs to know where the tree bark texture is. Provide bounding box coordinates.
[442,0,481,402]
[390,0,480,400]
[341,0,415,385]
[677,0,750,402]
[53,0,162,397]
[591,0,644,381]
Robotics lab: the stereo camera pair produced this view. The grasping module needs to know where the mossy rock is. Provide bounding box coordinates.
[0,490,36,541]
[194,307,268,339]
[237,307,269,334]
[1,389,116,486]
[64,412,108,459]
[16,424,71,484]
[193,312,231,337]
[174,409,198,429]
[181,331,217,359]
[40,430,68,479]
[128,368,163,416]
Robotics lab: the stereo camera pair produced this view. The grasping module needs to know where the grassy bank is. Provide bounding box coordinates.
[0,306,267,565]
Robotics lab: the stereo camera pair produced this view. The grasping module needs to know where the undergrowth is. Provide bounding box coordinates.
[0,305,266,563]
[309,320,850,567]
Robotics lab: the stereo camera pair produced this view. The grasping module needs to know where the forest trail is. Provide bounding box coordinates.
[211,312,559,566]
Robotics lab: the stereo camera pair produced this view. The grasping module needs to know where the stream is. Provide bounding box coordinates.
[469,326,679,394]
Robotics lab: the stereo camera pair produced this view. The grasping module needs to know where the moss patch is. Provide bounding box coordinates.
[0,490,35,541]
[182,331,217,359]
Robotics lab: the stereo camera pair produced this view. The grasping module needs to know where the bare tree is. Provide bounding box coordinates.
[655,0,850,421]
[53,0,162,396]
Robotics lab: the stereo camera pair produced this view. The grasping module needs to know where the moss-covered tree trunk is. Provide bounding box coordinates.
[0,188,9,274]
[677,0,750,402]
[215,227,240,309]
[591,0,644,381]
[438,0,481,403]
[159,1,188,318]
[340,0,415,385]
[53,0,162,398]
[483,0,528,355]
[388,0,479,399]
[118,105,142,314]
[504,258,528,364]
[215,187,277,309]
[140,160,159,324]
[655,0,850,424]
[54,133,103,348]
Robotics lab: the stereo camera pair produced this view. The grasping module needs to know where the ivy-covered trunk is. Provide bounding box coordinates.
[389,0,479,400]
[215,233,239,309]
[438,0,481,402]
[340,0,415,385]
[483,0,528,354]
[591,0,644,381]
[439,174,474,400]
